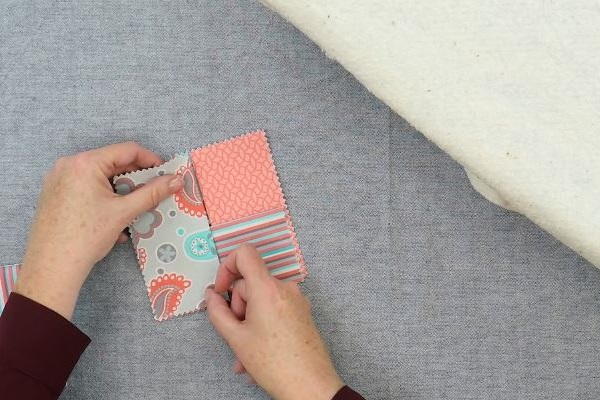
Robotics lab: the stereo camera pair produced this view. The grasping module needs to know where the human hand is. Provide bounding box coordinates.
[15,142,183,320]
[205,245,343,400]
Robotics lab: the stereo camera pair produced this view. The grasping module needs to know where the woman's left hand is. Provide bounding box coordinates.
[15,142,183,320]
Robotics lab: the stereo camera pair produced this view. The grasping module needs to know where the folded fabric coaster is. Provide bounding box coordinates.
[191,131,307,282]
[114,155,219,321]
[0,264,20,314]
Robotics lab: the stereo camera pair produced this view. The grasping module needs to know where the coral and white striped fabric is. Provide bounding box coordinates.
[212,208,305,281]
[0,264,20,314]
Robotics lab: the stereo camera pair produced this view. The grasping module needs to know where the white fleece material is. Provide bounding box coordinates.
[259,0,600,268]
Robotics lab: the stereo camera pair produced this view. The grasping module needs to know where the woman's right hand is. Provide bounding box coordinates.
[205,245,344,400]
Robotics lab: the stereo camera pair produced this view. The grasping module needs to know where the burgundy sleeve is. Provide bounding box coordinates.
[332,385,365,400]
[0,293,90,400]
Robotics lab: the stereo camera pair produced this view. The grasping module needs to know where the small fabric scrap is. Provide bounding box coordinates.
[192,131,307,282]
[0,264,20,314]
[114,155,219,321]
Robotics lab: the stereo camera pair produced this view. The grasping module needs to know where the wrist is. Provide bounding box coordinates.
[15,260,90,320]
[311,373,344,400]
[280,370,344,400]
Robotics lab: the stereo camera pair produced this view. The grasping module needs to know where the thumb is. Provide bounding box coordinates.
[205,288,243,346]
[119,174,183,221]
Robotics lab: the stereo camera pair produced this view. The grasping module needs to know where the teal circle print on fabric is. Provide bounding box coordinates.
[176,227,185,237]
[183,230,217,261]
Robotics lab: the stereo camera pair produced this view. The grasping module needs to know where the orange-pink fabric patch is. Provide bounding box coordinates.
[191,131,285,226]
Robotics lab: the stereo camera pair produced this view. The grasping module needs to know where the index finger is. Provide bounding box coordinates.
[90,141,162,176]
[214,244,271,293]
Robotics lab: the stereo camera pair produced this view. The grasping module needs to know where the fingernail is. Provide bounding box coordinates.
[169,175,183,191]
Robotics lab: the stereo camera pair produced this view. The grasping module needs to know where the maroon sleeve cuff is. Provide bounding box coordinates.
[0,292,90,396]
[332,385,365,400]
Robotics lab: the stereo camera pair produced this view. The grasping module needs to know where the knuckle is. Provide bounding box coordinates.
[149,187,162,208]
[116,208,134,227]
[52,155,71,171]
[71,152,93,170]
[262,279,280,297]
[46,155,74,184]
[237,243,257,255]
[124,140,139,148]
[121,141,142,154]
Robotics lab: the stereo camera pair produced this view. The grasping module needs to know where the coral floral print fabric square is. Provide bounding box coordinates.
[114,155,219,321]
[192,131,306,282]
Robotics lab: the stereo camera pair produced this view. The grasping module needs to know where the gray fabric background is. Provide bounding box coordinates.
[1,1,599,399]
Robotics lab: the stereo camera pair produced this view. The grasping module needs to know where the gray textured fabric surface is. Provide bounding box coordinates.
[1,1,599,399]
